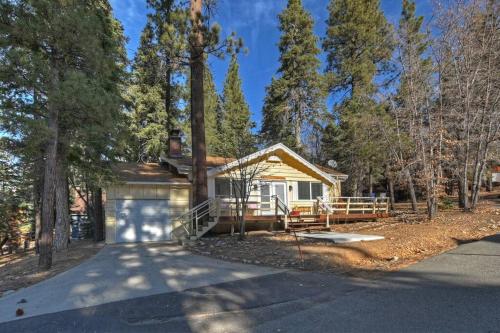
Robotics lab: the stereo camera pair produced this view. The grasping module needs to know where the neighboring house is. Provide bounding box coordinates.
[492,165,500,184]
[104,132,347,244]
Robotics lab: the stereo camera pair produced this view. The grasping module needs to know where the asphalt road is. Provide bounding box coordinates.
[1,233,499,333]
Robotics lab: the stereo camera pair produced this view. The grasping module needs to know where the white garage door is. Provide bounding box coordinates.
[115,199,171,243]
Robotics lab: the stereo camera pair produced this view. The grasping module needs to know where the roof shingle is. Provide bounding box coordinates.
[112,163,190,184]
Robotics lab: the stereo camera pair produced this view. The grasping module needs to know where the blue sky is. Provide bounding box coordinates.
[110,0,432,127]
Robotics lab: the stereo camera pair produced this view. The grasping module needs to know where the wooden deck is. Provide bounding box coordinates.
[215,212,389,233]
[212,196,390,233]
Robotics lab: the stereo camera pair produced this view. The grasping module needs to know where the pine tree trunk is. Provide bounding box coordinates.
[39,106,59,270]
[190,0,208,206]
[368,166,373,196]
[388,177,395,211]
[165,65,173,133]
[34,173,43,254]
[404,168,417,212]
[93,187,104,242]
[33,93,44,254]
[385,166,395,210]
[458,175,469,210]
[163,1,173,134]
[54,146,70,251]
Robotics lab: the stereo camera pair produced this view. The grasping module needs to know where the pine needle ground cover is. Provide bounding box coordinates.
[187,194,500,277]
[0,241,103,296]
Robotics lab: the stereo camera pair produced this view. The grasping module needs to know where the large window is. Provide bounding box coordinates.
[215,178,231,197]
[298,181,323,200]
[215,178,246,198]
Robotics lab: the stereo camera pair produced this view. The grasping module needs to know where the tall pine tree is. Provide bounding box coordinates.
[128,1,188,162]
[181,64,221,155]
[218,54,254,156]
[0,0,127,268]
[322,0,393,195]
[261,0,325,152]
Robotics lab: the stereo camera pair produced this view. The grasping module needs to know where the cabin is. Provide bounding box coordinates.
[104,132,388,244]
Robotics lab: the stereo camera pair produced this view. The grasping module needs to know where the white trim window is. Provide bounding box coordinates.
[297,181,323,200]
[214,178,246,198]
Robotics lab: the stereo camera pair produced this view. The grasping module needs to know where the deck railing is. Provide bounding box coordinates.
[319,197,389,215]
[217,195,389,216]
[216,195,277,217]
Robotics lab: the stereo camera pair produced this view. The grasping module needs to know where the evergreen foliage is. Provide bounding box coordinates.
[217,54,255,156]
[181,64,221,155]
[321,0,394,195]
[128,0,189,162]
[261,0,325,153]
[0,0,128,267]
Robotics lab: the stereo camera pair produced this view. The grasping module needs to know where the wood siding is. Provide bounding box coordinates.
[208,154,342,214]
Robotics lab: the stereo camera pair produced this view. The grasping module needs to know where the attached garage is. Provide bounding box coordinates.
[104,163,191,244]
[115,199,171,243]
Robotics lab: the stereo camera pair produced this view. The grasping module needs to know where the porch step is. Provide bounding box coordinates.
[194,220,218,239]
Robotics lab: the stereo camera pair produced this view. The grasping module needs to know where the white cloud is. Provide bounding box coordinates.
[217,0,283,48]
[111,0,142,25]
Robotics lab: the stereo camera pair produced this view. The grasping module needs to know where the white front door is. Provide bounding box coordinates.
[260,182,287,215]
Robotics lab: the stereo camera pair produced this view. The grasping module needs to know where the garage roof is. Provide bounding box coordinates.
[113,163,190,184]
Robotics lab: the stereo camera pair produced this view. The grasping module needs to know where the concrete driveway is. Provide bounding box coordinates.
[1,234,499,332]
[0,243,280,323]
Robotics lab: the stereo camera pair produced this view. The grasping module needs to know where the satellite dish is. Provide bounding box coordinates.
[327,160,338,168]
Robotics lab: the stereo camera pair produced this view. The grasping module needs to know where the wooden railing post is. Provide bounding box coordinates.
[346,197,351,215]
[372,197,377,214]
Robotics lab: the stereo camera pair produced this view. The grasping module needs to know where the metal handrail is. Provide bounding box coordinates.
[173,197,220,237]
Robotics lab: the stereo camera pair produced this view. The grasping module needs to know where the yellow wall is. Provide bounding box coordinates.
[104,184,190,243]
[209,153,342,214]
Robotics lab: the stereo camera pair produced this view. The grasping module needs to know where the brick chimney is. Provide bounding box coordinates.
[168,129,182,158]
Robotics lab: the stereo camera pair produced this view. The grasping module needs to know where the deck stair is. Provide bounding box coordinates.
[172,197,221,241]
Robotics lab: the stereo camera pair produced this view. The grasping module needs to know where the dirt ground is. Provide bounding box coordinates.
[187,195,500,277]
[0,240,103,296]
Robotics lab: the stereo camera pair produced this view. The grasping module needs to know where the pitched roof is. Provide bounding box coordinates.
[207,143,348,184]
[112,163,190,184]
[172,156,236,168]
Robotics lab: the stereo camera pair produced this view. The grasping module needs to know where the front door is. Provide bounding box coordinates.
[260,182,287,215]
